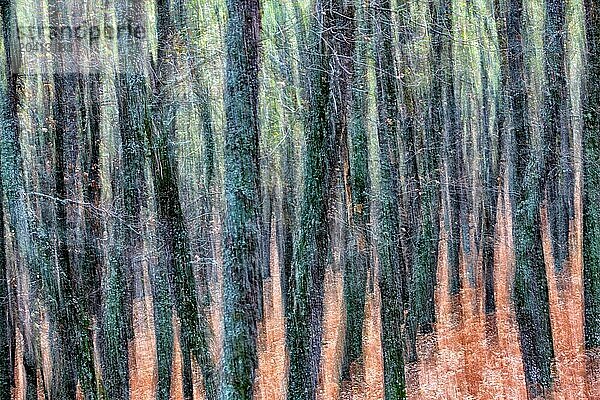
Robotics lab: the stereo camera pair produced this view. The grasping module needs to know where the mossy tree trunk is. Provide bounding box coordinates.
[584,0,600,350]
[371,0,407,397]
[544,0,572,272]
[341,0,372,381]
[221,0,262,398]
[285,0,337,398]
[498,0,555,395]
[151,1,218,398]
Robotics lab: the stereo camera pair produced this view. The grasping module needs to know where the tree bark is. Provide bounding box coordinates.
[342,0,371,381]
[0,4,40,398]
[498,0,555,394]
[584,0,600,349]
[371,0,407,397]
[151,1,218,398]
[221,0,262,398]
[544,0,572,271]
[285,0,336,398]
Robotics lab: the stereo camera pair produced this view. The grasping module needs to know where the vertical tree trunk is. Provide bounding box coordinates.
[285,0,336,398]
[432,0,462,296]
[0,4,40,398]
[478,8,499,315]
[49,72,80,400]
[100,1,150,398]
[273,1,298,318]
[341,0,371,381]
[584,0,600,349]
[0,8,13,397]
[81,72,103,321]
[499,0,555,395]
[151,1,218,398]
[0,137,10,400]
[221,0,262,398]
[544,0,572,271]
[371,0,407,397]
[396,0,441,346]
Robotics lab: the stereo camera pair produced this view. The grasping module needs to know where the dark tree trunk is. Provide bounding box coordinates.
[395,0,440,348]
[477,14,499,315]
[81,73,103,320]
[151,2,217,399]
[285,0,336,398]
[51,70,99,400]
[0,124,10,400]
[395,6,418,308]
[342,0,371,381]
[432,0,462,297]
[371,0,407,397]
[48,71,77,400]
[0,4,40,398]
[99,2,150,398]
[498,0,555,395]
[544,0,572,272]
[272,1,298,320]
[584,0,600,349]
[221,0,262,398]
[0,4,13,398]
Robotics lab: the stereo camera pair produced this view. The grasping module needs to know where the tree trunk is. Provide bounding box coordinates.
[0,4,40,398]
[100,1,151,398]
[499,0,555,395]
[432,0,462,297]
[544,0,572,271]
[584,0,600,349]
[342,0,371,381]
[371,0,407,397]
[285,0,336,398]
[272,1,298,320]
[0,126,10,400]
[151,1,218,398]
[221,0,262,398]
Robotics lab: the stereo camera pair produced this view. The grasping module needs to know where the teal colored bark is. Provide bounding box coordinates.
[151,1,217,398]
[0,3,41,399]
[342,0,371,380]
[371,0,406,397]
[0,143,10,400]
[544,0,572,272]
[221,0,262,398]
[584,0,600,349]
[286,1,336,398]
[499,0,555,394]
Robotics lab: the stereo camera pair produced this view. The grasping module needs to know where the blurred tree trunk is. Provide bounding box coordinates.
[285,0,336,398]
[498,0,555,395]
[477,7,499,315]
[0,4,40,398]
[151,1,217,398]
[99,1,150,398]
[0,3,13,398]
[221,0,262,398]
[405,7,441,343]
[45,1,99,398]
[584,0,600,349]
[81,73,103,320]
[49,72,82,400]
[544,0,572,271]
[371,0,407,397]
[0,127,10,400]
[272,1,298,318]
[432,0,462,296]
[341,0,371,381]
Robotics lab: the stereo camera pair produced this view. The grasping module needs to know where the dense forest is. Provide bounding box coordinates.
[0,0,599,399]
